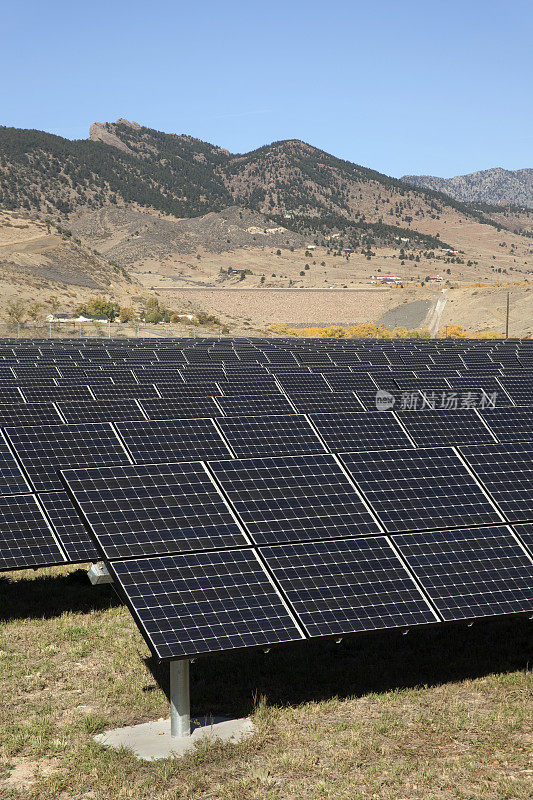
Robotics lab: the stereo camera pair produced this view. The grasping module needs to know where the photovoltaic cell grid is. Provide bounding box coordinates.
[0,403,63,427]
[339,447,503,533]
[459,442,533,523]
[57,400,146,424]
[395,409,496,447]
[288,393,363,414]
[216,414,326,458]
[0,495,65,571]
[62,461,248,559]
[310,411,413,452]
[4,423,131,492]
[139,397,223,420]
[0,431,30,495]
[514,523,533,555]
[209,453,380,545]
[480,408,533,441]
[392,527,533,620]
[260,537,436,636]
[110,549,305,660]
[39,491,99,562]
[215,393,296,416]
[115,418,232,463]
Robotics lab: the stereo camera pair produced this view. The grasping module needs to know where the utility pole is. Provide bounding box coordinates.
[505,292,510,338]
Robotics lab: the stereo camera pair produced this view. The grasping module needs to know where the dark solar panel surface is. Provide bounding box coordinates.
[0,403,63,427]
[39,491,99,562]
[310,411,413,452]
[392,526,533,620]
[459,442,533,523]
[111,549,304,660]
[5,423,131,492]
[0,495,65,571]
[260,537,436,636]
[216,414,326,459]
[215,393,295,416]
[57,399,145,424]
[288,393,363,414]
[395,409,495,447]
[0,431,30,495]
[115,418,232,463]
[340,447,502,533]
[480,408,533,441]
[209,453,380,545]
[62,461,248,559]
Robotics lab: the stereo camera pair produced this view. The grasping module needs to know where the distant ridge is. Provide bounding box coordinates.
[401,167,533,209]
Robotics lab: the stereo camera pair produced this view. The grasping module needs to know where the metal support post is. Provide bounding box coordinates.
[108,320,111,339]
[170,659,190,738]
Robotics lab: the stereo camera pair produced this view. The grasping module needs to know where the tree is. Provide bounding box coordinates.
[27,302,43,321]
[119,307,135,323]
[4,299,27,326]
[75,295,120,320]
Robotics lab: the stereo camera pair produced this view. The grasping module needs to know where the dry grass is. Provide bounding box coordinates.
[0,566,531,800]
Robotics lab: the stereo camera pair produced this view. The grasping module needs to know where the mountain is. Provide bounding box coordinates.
[401,168,533,209]
[1,118,515,253]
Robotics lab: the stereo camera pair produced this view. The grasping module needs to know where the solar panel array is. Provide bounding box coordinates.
[0,336,532,663]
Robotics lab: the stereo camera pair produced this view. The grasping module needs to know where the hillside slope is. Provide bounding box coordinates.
[402,168,533,209]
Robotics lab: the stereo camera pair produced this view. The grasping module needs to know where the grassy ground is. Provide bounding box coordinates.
[0,566,531,800]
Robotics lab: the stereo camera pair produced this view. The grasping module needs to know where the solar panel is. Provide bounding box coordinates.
[0,431,31,495]
[513,523,533,555]
[0,402,64,427]
[277,374,332,394]
[0,495,65,571]
[4,423,131,492]
[157,382,221,397]
[91,384,160,401]
[216,414,326,459]
[323,374,378,393]
[353,389,416,411]
[288,392,363,414]
[0,388,24,403]
[39,491,99,562]
[110,549,304,660]
[395,409,495,447]
[57,400,146,424]
[62,461,249,559]
[259,537,436,636]
[480,408,533,441]
[459,442,533,523]
[339,447,503,533]
[392,526,533,620]
[138,397,223,420]
[115,418,233,463]
[310,411,413,452]
[209,453,380,545]
[21,386,94,403]
[216,379,281,396]
[215,393,296,416]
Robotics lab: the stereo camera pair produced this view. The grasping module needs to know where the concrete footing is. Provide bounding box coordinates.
[94,716,254,760]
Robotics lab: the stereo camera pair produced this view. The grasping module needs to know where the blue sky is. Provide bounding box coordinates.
[1,0,531,178]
